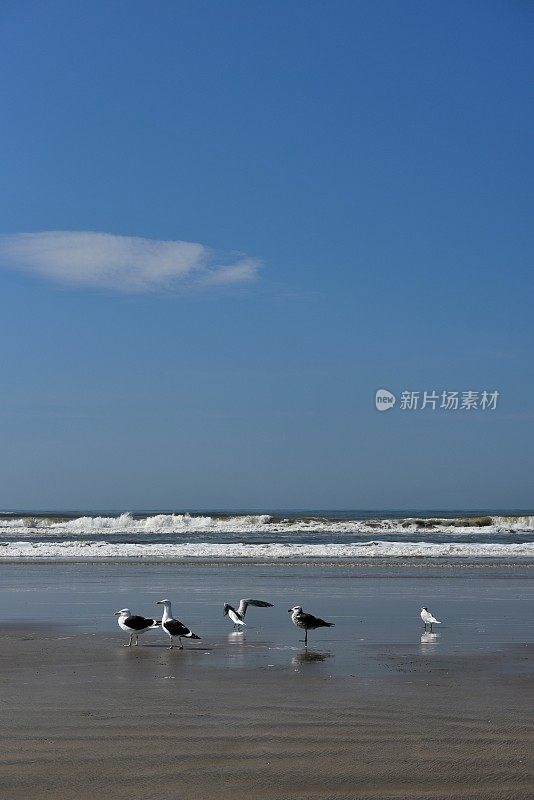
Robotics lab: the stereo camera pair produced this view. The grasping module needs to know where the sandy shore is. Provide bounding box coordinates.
[2,562,534,798]
[1,627,534,800]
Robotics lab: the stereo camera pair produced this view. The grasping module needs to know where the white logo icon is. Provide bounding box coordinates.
[375,388,396,411]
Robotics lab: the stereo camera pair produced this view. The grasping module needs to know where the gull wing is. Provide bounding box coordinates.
[237,599,274,617]
[124,615,155,631]
[300,612,335,629]
[164,618,192,637]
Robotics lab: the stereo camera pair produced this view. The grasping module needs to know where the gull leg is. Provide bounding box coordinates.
[430,623,433,632]
[168,635,173,650]
[179,637,183,650]
[305,630,308,647]
[135,635,139,646]
[124,633,133,647]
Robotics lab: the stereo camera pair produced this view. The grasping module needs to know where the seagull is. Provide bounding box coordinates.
[156,599,201,650]
[421,606,441,632]
[114,608,160,647]
[223,598,274,631]
[288,605,335,647]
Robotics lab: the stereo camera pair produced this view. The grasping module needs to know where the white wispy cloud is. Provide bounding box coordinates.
[0,231,261,292]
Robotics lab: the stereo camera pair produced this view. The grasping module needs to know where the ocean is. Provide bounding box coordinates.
[1,509,534,561]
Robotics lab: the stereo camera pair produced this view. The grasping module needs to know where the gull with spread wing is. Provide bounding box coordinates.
[223,598,274,631]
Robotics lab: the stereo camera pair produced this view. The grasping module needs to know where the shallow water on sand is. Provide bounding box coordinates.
[1,562,534,678]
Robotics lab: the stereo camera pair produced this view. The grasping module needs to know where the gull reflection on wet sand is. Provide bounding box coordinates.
[420,631,441,654]
[292,650,333,668]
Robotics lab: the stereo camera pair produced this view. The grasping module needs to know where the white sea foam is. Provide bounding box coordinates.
[0,512,533,536]
[0,513,272,535]
[1,540,534,560]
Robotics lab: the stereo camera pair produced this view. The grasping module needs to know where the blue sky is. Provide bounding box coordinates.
[1,1,533,510]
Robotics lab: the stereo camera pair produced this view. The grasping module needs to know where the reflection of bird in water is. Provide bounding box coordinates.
[288,606,335,646]
[421,607,441,632]
[292,650,332,667]
[223,599,274,631]
[420,631,440,653]
[420,632,439,644]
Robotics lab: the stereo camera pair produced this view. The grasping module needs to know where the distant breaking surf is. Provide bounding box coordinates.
[0,512,533,535]
[0,511,533,561]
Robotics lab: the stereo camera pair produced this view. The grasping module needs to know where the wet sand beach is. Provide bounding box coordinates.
[1,562,534,799]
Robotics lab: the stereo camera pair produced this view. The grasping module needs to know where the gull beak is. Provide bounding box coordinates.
[288,609,293,613]
[114,611,121,616]
[156,601,162,605]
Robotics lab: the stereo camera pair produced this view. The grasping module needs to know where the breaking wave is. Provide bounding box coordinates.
[0,512,533,536]
[0,511,533,560]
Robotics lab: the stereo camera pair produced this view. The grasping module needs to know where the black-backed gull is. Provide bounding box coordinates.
[115,609,160,647]
[288,605,335,647]
[156,599,201,650]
